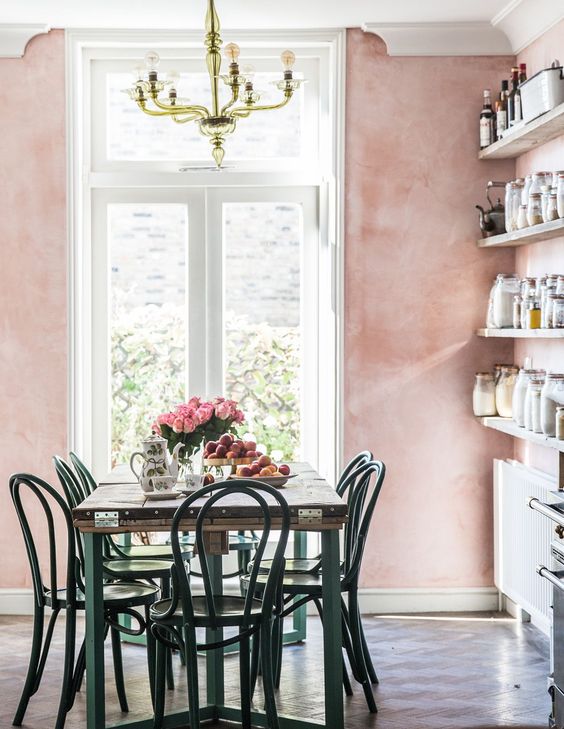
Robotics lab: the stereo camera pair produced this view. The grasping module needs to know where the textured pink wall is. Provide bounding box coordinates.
[344,29,516,588]
[513,18,564,476]
[0,31,67,589]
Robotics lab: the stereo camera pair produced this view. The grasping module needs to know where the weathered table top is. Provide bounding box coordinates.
[73,462,347,533]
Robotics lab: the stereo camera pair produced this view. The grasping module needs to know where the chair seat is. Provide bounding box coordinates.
[103,558,174,581]
[178,533,259,552]
[151,594,265,627]
[250,557,321,574]
[242,571,344,597]
[46,581,159,609]
[114,543,192,560]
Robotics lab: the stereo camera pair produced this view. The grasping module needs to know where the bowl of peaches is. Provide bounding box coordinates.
[202,435,295,487]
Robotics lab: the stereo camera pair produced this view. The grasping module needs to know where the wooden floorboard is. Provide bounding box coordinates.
[0,612,551,728]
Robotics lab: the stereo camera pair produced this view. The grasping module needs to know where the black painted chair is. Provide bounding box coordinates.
[10,473,159,729]
[242,460,386,713]
[149,480,290,729]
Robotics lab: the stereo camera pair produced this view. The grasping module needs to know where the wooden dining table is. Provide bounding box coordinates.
[72,462,348,729]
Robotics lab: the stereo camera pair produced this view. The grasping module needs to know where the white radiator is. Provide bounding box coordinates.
[494,458,555,634]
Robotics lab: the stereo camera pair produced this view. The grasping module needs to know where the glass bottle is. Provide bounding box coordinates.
[541,185,552,222]
[544,292,558,328]
[527,192,543,226]
[513,295,522,328]
[524,378,545,432]
[473,373,496,416]
[547,192,559,221]
[495,366,519,418]
[521,174,532,206]
[513,369,545,427]
[493,274,520,328]
[553,296,564,328]
[527,299,541,329]
[517,204,529,229]
[541,375,564,436]
[508,67,521,126]
[479,89,495,149]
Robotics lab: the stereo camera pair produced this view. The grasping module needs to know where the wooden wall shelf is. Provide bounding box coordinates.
[477,328,564,338]
[478,102,564,160]
[477,218,564,248]
[480,416,564,453]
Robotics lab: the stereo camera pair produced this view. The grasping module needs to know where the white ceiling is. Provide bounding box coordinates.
[0,0,518,30]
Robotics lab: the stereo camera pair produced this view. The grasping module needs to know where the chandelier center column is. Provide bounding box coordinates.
[205,0,222,117]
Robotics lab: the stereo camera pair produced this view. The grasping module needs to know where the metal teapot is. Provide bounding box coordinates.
[130,434,183,492]
[476,180,506,237]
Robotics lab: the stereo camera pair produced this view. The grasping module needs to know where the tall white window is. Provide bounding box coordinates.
[68,30,344,481]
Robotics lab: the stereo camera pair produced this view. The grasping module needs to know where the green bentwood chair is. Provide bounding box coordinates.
[243,460,386,714]
[10,473,159,729]
[150,479,291,729]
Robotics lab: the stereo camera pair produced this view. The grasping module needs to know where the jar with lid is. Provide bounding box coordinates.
[544,291,558,328]
[558,174,564,218]
[527,299,542,328]
[547,274,559,289]
[513,369,544,426]
[553,296,564,328]
[472,373,496,417]
[547,192,559,221]
[527,193,543,226]
[553,171,564,188]
[557,407,564,440]
[524,378,545,432]
[521,174,533,206]
[557,276,564,295]
[531,171,552,195]
[493,274,520,328]
[495,366,519,417]
[511,181,524,231]
[541,374,564,436]
[517,204,529,229]
[505,182,518,232]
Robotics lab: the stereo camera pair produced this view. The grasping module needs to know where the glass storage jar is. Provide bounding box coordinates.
[521,291,536,329]
[524,378,544,432]
[527,192,543,226]
[531,171,552,196]
[505,182,518,232]
[558,174,564,218]
[473,373,496,417]
[541,185,551,222]
[557,407,564,440]
[541,374,564,436]
[513,368,545,427]
[547,192,559,221]
[495,366,519,418]
[513,296,522,328]
[493,274,520,328]
[517,204,529,229]
[544,291,558,328]
[557,276,564,295]
[521,174,533,206]
[553,296,564,328]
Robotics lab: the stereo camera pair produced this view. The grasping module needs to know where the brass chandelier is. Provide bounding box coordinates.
[125,0,303,168]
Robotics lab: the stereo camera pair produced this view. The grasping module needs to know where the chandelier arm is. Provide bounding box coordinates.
[136,102,188,117]
[151,97,209,118]
[220,86,240,116]
[230,93,293,118]
[171,114,206,124]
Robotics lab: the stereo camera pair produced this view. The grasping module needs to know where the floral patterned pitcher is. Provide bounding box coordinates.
[130,434,183,492]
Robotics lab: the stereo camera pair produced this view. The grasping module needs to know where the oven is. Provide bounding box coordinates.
[530,497,564,728]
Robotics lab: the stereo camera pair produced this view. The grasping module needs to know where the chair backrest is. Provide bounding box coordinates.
[337,450,373,496]
[341,461,386,589]
[169,480,290,628]
[69,452,98,496]
[10,473,79,608]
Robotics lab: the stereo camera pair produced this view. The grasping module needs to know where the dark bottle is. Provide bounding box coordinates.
[496,80,508,139]
[480,89,495,149]
[508,67,522,126]
[519,63,527,84]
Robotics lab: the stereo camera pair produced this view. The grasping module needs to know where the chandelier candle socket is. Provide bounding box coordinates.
[123,0,303,167]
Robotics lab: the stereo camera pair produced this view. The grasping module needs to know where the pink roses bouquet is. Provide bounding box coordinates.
[152,396,245,460]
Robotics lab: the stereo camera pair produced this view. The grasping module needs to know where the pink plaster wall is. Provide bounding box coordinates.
[0,31,67,589]
[344,29,517,588]
[513,18,564,476]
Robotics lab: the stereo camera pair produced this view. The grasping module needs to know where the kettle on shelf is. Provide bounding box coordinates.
[476,180,506,237]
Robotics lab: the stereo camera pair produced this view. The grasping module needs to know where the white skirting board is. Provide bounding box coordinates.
[0,586,499,617]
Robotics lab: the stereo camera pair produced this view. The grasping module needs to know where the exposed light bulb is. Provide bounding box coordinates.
[144,51,160,71]
[132,65,145,82]
[224,42,240,63]
[167,70,180,88]
[281,49,295,71]
[242,64,255,81]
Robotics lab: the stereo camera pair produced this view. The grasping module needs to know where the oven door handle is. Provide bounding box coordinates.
[528,497,564,528]
[537,564,564,593]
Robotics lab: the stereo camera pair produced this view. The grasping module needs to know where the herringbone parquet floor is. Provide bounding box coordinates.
[0,612,550,728]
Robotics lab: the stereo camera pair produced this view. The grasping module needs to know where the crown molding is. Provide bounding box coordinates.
[362,22,513,56]
[492,0,564,54]
[0,23,50,58]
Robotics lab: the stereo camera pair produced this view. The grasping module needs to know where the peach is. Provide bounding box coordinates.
[239,466,252,477]
[245,450,257,458]
[250,463,261,475]
[271,471,283,477]
[230,443,242,454]
[252,473,261,478]
[243,440,256,452]
[206,452,219,459]
[226,450,237,459]
[205,441,218,454]
[259,467,271,477]
[278,464,290,476]
[215,444,227,458]
[203,473,215,485]
[258,455,271,467]
[266,465,277,474]
[219,434,233,447]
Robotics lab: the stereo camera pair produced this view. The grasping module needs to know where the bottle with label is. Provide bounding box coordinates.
[519,63,527,84]
[508,67,522,126]
[480,89,495,149]
[496,80,508,139]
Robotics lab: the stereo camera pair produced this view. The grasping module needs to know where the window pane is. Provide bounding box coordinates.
[107,71,302,162]
[223,202,302,461]
[109,204,187,466]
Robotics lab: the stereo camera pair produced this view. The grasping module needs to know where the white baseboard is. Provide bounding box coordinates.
[0,586,500,617]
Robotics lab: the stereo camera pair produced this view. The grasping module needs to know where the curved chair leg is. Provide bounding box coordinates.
[347,591,377,714]
[239,634,252,729]
[55,607,77,729]
[110,626,129,712]
[184,626,201,729]
[358,610,379,684]
[145,606,157,708]
[153,636,167,729]
[70,640,86,701]
[273,615,284,689]
[250,631,260,699]
[313,597,353,697]
[13,604,47,725]
[260,621,280,729]
[160,579,175,691]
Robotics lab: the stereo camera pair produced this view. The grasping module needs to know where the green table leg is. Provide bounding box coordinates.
[206,552,224,710]
[84,532,106,729]
[321,530,343,729]
[289,531,307,641]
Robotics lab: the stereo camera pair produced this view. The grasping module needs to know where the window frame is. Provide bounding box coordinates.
[66,28,346,484]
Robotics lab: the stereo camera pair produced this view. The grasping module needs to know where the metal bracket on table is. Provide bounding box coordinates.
[94,511,119,528]
[298,508,322,525]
